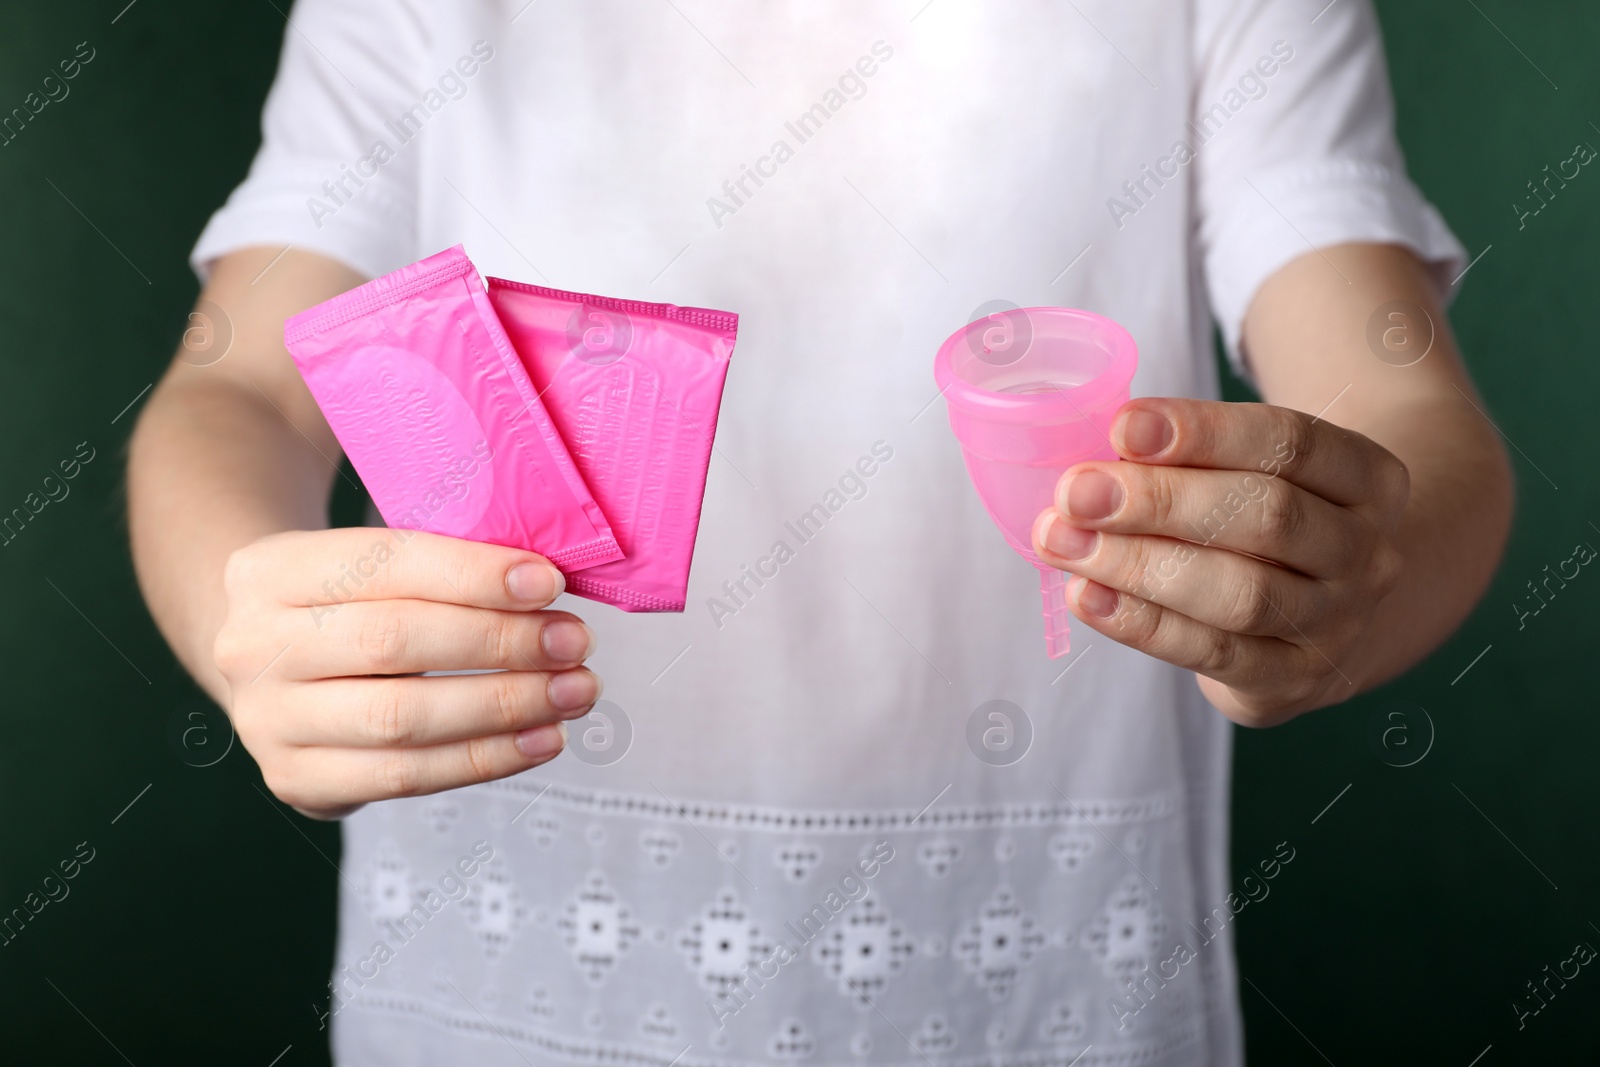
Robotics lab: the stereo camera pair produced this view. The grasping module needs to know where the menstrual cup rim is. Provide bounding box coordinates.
[933,306,1138,424]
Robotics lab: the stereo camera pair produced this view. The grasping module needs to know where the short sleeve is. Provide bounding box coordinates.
[189,0,430,283]
[1192,0,1467,376]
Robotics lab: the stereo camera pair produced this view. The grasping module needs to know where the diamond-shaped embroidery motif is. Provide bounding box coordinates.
[639,1002,678,1041]
[640,828,682,869]
[461,859,527,960]
[768,1018,816,1059]
[1081,875,1166,977]
[916,838,961,879]
[812,895,913,1007]
[420,797,460,834]
[558,871,640,986]
[911,1014,958,1056]
[1039,999,1086,1044]
[678,888,775,1002]
[362,842,414,924]
[774,842,822,884]
[1047,829,1094,873]
[524,987,555,1020]
[524,812,561,849]
[954,885,1046,1001]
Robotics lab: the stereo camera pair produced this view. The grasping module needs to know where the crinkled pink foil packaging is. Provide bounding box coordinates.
[487,279,738,612]
[283,246,624,573]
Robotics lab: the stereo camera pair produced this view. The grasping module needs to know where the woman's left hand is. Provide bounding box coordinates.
[1032,396,1411,726]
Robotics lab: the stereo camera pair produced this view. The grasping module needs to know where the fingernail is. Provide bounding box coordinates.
[548,669,601,712]
[508,562,565,603]
[1074,578,1119,619]
[541,620,595,663]
[1063,471,1124,521]
[516,721,566,759]
[1121,408,1174,457]
[1044,516,1098,561]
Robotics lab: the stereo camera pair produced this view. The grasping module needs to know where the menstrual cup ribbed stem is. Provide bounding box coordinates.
[1039,566,1072,659]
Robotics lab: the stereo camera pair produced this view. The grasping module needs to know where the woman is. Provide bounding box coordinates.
[128,1,1511,1063]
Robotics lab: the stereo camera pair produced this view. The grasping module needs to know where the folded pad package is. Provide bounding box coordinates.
[487,279,739,612]
[283,245,624,574]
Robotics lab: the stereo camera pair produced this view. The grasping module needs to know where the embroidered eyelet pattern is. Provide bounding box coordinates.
[559,871,640,986]
[678,888,776,1004]
[953,885,1047,1001]
[768,1019,816,1060]
[1081,876,1166,979]
[482,780,1177,834]
[460,858,526,960]
[811,895,914,1006]
[639,1002,678,1041]
[774,842,822,884]
[340,782,1222,1066]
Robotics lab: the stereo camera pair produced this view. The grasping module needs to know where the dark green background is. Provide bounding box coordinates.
[1,2,1594,1062]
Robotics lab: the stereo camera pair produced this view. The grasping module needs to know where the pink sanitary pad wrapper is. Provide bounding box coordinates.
[284,246,624,573]
[487,278,738,612]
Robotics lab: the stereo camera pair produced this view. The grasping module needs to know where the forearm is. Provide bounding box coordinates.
[128,378,337,703]
[127,247,366,701]
[1243,242,1514,694]
[1334,394,1512,689]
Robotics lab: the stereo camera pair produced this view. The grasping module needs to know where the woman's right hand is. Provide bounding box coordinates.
[212,527,599,820]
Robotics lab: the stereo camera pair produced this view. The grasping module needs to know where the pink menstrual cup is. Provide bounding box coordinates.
[934,307,1138,658]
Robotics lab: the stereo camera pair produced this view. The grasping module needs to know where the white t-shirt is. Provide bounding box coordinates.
[194,2,1463,1064]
